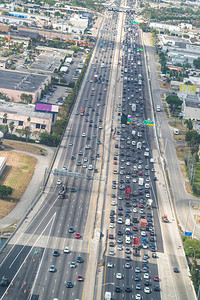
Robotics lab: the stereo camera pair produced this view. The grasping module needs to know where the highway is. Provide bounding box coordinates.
[0,1,197,300]
[0,5,121,300]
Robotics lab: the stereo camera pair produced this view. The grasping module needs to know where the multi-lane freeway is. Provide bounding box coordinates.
[0,1,197,300]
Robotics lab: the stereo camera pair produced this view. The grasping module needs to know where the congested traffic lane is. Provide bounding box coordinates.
[102,8,162,300]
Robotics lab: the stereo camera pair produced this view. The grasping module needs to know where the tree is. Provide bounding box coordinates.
[9,121,15,134]
[166,95,182,114]
[185,130,200,146]
[0,185,13,198]
[191,146,199,156]
[40,132,61,146]
[184,119,193,131]
[193,57,200,69]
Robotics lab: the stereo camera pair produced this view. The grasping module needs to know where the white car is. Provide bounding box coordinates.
[144,273,149,279]
[57,179,62,185]
[117,245,123,251]
[83,163,87,168]
[141,231,146,236]
[133,178,137,183]
[133,208,137,213]
[117,218,123,224]
[109,223,114,228]
[135,294,142,300]
[70,262,76,268]
[64,247,70,253]
[109,250,115,256]
[116,273,123,279]
[144,287,151,294]
[107,262,113,268]
[145,183,150,189]
[111,201,116,206]
[82,132,86,137]
[84,157,88,162]
[88,165,93,170]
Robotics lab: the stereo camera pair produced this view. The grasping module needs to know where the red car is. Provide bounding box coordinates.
[139,204,144,208]
[85,119,88,122]
[154,276,159,282]
[138,171,143,176]
[132,226,138,231]
[113,162,117,165]
[77,275,84,281]
[75,233,81,239]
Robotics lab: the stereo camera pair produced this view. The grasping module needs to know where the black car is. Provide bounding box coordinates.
[66,281,73,288]
[125,286,132,292]
[52,250,59,257]
[77,256,84,263]
[115,286,121,293]
[154,284,160,291]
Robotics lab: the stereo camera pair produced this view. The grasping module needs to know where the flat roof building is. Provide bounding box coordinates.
[0,70,51,103]
[178,92,200,120]
[0,101,57,134]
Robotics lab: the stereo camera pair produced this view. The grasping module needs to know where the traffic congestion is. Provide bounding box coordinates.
[103,7,162,300]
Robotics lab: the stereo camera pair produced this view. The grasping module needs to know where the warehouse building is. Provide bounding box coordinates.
[0,70,51,103]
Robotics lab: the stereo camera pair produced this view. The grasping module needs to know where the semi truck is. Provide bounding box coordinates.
[132,103,136,112]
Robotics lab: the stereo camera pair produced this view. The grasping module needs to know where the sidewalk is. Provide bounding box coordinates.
[0,144,55,229]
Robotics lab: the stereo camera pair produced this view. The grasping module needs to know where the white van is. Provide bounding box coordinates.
[125,218,131,226]
[137,142,142,149]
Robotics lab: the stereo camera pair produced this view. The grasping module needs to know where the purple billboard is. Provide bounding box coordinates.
[35,103,59,113]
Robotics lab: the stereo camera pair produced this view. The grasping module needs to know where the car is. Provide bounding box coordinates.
[82,132,86,137]
[154,284,160,291]
[68,226,74,233]
[134,275,140,281]
[117,245,123,251]
[115,286,121,293]
[173,267,179,273]
[57,179,62,185]
[125,286,132,292]
[152,253,157,258]
[49,265,56,272]
[77,275,84,282]
[154,276,159,282]
[109,223,114,228]
[70,262,76,268]
[75,233,81,239]
[135,267,141,273]
[116,273,123,279]
[52,250,59,257]
[144,287,151,294]
[135,294,142,300]
[125,247,131,254]
[66,281,73,288]
[77,256,84,263]
[125,262,131,268]
[136,283,141,290]
[109,241,115,247]
[117,218,123,224]
[144,273,149,279]
[107,262,113,268]
[64,247,70,253]
[69,142,73,146]
[109,250,115,255]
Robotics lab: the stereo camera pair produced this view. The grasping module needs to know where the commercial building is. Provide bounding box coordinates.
[178,91,200,120]
[150,22,192,33]
[0,101,57,133]
[0,70,51,103]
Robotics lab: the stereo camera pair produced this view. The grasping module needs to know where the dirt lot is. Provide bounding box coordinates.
[3,140,47,156]
[0,142,39,219]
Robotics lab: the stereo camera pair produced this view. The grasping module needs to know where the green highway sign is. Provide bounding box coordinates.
[144,120,154,126]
